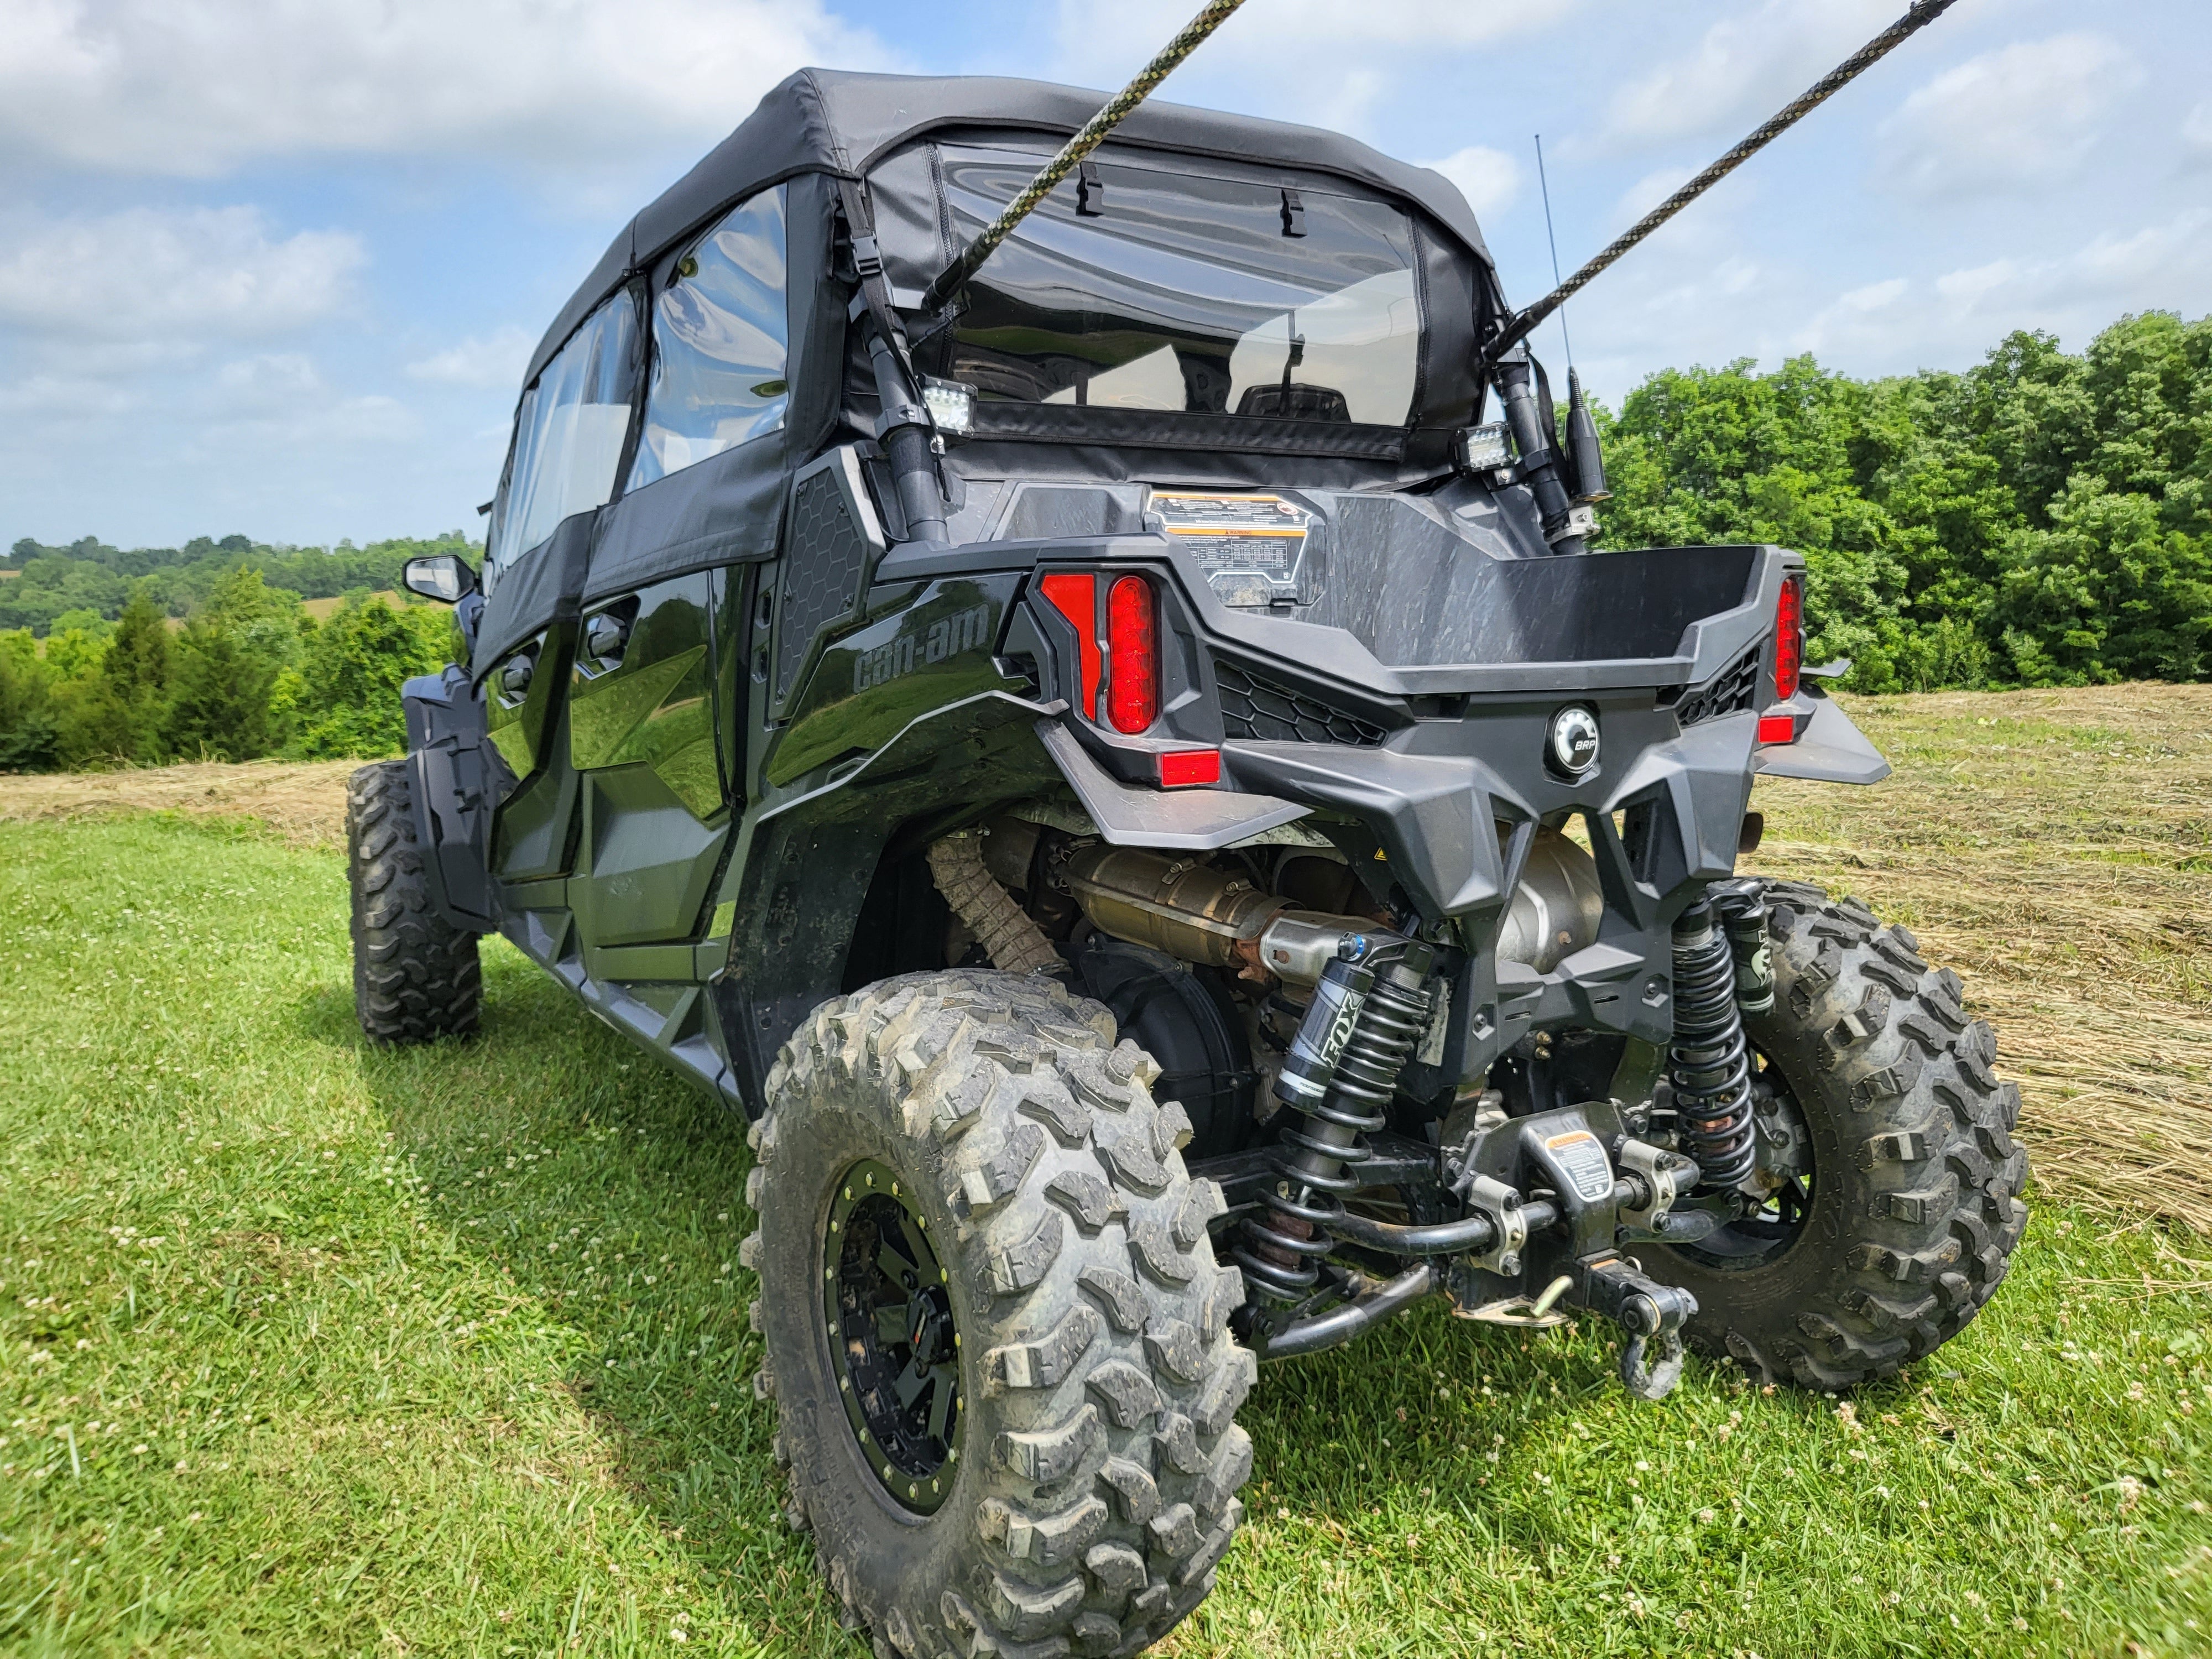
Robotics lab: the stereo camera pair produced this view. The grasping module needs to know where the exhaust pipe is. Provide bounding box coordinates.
[1058,846,1379,984]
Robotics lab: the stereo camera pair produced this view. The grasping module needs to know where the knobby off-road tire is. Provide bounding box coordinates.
[346,759,481,1044]
[1647,882,2029,1390]
[742,970,1255,1659]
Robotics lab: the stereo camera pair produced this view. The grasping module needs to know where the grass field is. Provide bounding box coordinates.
[3,687,2211,1657]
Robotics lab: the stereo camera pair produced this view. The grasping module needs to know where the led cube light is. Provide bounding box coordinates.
[1455,423,1512,472]
[921,376,976,436]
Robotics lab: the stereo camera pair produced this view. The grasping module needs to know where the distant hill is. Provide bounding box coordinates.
[0,533,477,637]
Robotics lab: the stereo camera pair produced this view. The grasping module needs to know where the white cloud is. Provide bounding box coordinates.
[0,373,146,418]
[405,326,536,391]
[1225,0,1577,48]
[2184,101,2212,162]
[0,207,363,340]
[0,0,887,176]
[1876,33,2143,197]
[201,358,419,445]
[1421,146,1522,219]
[1588,0,1896,151]
[2054,210,2212,306]
[1934,259,2016,306]
[1782,209,2212,368]
[214,352,325,414]
[1787,275,1909,354]
[316,396,420,447]
[1840,277,1908,312]
[1059,0,1578,66]
[1046,0,1579,138]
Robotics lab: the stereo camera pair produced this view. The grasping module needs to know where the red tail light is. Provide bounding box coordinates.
[1105,575,1159,733]
[1773,573,1804,703]
[1039,572,1101,718]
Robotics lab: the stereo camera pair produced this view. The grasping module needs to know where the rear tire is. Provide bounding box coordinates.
[346,759,481,1044]
[743,969,1254,1658]
[1645,883,2029,1390]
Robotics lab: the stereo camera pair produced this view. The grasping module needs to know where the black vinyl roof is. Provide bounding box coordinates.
[523,67,1496,392]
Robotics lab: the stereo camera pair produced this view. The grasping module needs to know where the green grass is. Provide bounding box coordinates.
[3,816,2211,1657]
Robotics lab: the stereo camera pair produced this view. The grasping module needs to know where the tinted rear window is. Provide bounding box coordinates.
[927,146,1421,427]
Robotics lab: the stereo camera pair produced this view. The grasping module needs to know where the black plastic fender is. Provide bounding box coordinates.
[711,690,1066,1115]
[400,666,504,933]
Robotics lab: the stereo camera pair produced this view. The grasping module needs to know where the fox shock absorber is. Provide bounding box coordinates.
[1667,898,1759,1188]
[1232,936,1437,1303]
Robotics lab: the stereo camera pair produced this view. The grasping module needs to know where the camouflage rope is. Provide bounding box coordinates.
[917,0,1247,315]
[1485,0,1960,366]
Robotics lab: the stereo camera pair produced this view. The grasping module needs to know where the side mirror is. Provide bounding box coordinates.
[402,553,479,604]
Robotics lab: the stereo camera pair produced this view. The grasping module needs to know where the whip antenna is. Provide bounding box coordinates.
[919,0,1248,316]
[1533,133,1572,367]
[1484,0,1960,367]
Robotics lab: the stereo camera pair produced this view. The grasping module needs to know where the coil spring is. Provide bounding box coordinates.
[1232,962,1433,1303]
[1668,900,1757,1188]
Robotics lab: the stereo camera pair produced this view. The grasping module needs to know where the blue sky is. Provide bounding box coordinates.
[2,0,2206,550]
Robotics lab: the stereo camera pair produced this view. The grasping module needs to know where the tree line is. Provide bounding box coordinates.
[0,530,466,638]
[1597,310,2210,690]
[0,310,2204,774]
[0,556,458,773]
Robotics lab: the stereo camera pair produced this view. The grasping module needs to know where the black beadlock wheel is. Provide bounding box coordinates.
[825,1159,966,1514]
[740,970,1256,1658]
[1642,881,2030,1391]
[346,759,481,1044]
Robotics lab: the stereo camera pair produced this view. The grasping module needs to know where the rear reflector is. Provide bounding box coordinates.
[1159,748,1221,787]
[1105,574,1159,733]
[1773,573,1804,703]
[1756,714,1796,744]
[1038,572,1100,718]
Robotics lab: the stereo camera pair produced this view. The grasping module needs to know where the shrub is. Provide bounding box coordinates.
[288,596,451,760]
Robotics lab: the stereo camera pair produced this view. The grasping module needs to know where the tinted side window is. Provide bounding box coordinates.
[489,295,639,575]
[628,188,789,490]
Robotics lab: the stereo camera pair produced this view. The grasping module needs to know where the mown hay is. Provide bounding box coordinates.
[0,758,358,850]
[1748,684,2212,1233]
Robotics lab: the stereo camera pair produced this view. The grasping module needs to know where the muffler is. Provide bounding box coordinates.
[1058,845,1376,984]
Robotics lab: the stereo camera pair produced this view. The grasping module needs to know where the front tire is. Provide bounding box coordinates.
[346,759,481,1044]
[1646,883,2029,1390]
[742,970,1255,1658]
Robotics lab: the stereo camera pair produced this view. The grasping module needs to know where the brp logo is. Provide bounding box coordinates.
[1547,705,1601,779]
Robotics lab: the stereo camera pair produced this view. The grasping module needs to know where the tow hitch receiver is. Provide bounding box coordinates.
[1575,1256,1698,1401]
[1429,1103,1703,1399]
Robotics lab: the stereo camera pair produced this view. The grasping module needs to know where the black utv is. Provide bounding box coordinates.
[354,67,2029,1658]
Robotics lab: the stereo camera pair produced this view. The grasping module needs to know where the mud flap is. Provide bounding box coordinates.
[401,666,504,933]
[1036,719,1311,849]
[1754,687,1890,785]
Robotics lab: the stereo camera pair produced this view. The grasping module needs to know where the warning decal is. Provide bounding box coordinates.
[1545,1129,1616,1204]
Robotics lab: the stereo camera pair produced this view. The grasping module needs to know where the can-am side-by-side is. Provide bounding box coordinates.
[353,44,2023,1659]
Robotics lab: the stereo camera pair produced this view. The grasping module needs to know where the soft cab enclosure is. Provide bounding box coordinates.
[411,66,1883,1125]
[468,68,1505,676]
